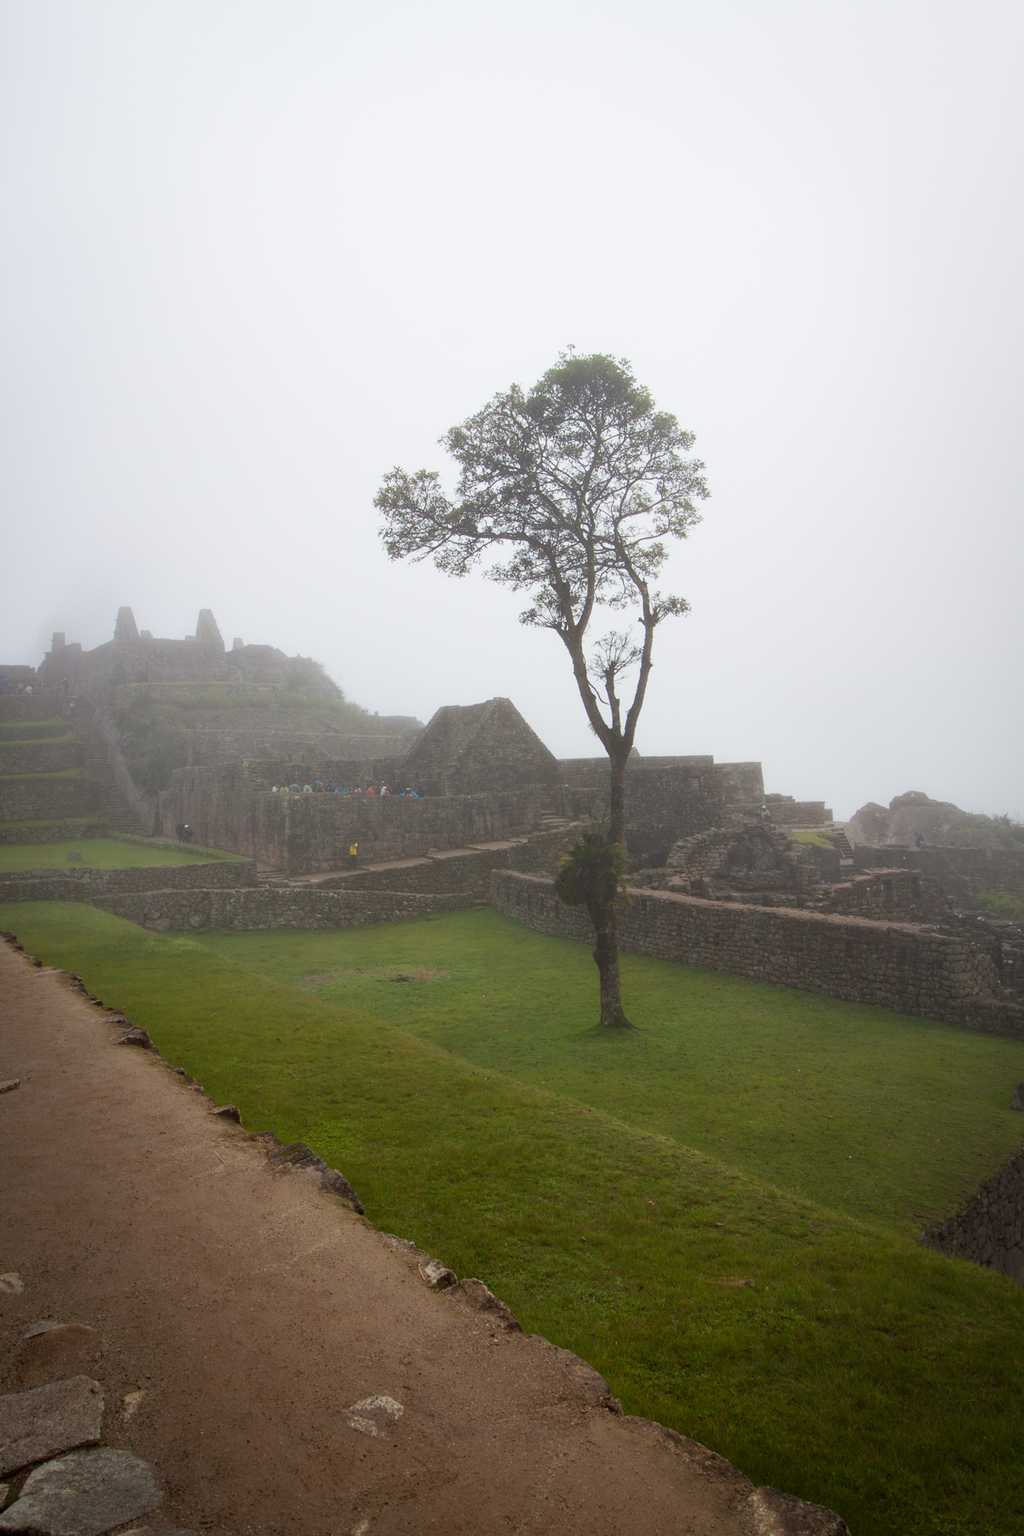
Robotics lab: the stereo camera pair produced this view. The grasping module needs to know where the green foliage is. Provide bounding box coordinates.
[789,829,833,849]
[554,831,625,909]
[378,351,706,614]
[977,889,1024,922]
[3,903,1024,1535]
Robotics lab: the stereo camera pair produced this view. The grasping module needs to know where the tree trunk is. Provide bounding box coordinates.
[591,899,632,1029]
[591,749,633,1029]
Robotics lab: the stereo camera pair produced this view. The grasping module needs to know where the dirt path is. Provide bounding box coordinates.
[0,941,844,1535]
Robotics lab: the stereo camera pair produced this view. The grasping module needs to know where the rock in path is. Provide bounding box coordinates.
[0,1081,20,1096]
[418,1259,456,1290]
[0,1448,162,1535]
[0,1377,103,1477]
[343,1395,404,1438]
[8,1323,102,1392]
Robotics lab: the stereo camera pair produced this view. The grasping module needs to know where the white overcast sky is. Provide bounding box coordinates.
[2,0,1021,818]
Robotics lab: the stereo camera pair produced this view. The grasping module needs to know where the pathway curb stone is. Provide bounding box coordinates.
[0,1447,162,1535]
[0,1377,104,1477]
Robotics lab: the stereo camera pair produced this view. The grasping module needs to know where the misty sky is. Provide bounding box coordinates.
[2,0,1021,819]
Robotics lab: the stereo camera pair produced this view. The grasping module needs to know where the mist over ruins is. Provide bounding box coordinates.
[2,3,1023,1533]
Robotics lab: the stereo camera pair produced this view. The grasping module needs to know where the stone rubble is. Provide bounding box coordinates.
[0,1448,162,1536]
[7,1323,102,1393]
[0,1377,104,1477]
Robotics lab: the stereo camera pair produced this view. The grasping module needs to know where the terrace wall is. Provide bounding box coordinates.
[158,765,561,872]
[0,737,84,774]
[926,1146,1024,1284]
[0,858,256,903]
[0,820,107,845]
[0,775,101,821]
[491,872,1017,1031]
[93,886,469,932]
[852,845,1024,899]
[314,825,577,898]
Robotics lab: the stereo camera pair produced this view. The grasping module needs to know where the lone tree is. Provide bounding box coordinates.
[376,351,708,1028]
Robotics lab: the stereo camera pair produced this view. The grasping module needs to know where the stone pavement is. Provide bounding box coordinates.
[0,939,847,1535]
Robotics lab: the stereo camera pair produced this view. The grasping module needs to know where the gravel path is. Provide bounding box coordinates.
[0,939,845,1535]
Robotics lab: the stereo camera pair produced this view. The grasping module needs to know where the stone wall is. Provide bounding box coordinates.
[823,869,949,922]
[0,774,101,821]
[491,872,1008,1029]
[0,819,108,845]
[926,1145,1024,1284]
[313,826,577,899]
[0,697,59,724]
[765,796,834,827]
[188,732,416,772]
[0,857,255,903]
[158,765,561,873]
[556,758,766,866]
[242,756,406,790]
[0,736,84,775]
[852,845,1024,900]
[93,885,470,932]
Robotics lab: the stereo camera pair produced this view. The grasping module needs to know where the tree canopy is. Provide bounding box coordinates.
[376,350,709,1028]
[377,351,708,758]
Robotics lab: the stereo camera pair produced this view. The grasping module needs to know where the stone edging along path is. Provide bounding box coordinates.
[0,931,849,1536]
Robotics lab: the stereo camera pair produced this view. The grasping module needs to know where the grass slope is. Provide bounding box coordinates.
[2,902,1022,1536]
[195,913,1024,1234]
[0,839,240,872]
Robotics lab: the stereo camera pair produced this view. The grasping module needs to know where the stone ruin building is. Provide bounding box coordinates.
[3,603,1023,1046]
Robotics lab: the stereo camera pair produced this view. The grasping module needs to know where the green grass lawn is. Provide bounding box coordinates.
[2,902,1023,1536]
[0,838,240,871]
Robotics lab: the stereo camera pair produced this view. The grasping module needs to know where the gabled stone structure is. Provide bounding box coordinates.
[401,698,560,796]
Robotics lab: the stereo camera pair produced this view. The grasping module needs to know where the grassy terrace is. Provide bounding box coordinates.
[0,838,241,872]
[0,718,67,739]
[0,733,77,749]
[0,819,107,841]
[0,767,83,780]
[1,904,1022,1536]
[788,829,835,849]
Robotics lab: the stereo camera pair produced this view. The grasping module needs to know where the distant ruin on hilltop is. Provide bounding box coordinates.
[34,607,337,697]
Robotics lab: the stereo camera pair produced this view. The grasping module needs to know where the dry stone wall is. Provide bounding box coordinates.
[0,775,100,821]
[926,1145,1024,1284]
[0,858,255,903]
[314,826,577,899]
[853,845,1024,900]
[93,886,469,932]
[492,872,1011,1030]
[158,765,561,873]
[0,737,83,775]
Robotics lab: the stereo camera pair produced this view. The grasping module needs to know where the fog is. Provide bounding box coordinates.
[2,0,1021,820]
